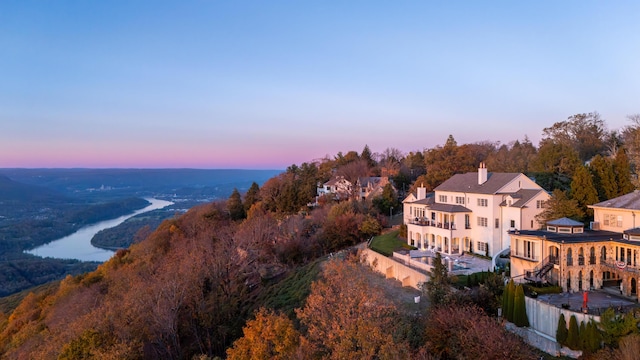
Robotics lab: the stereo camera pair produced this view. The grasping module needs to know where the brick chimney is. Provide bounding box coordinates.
[478,162,488,185]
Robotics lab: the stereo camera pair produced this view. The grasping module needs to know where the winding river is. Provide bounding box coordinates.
[26,198,174,262]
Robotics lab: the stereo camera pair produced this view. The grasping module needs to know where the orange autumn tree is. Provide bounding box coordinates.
[296,256,410,359]
[226,308,300,360]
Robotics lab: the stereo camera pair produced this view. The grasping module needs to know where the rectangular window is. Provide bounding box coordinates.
[510,220,516,228]
[478,217,488,227]
[477,198,488,207]
[512,239,537,260]
[439,195,448,203]
[536,200,545,209]
[477,242,486,252]
[495,218,499,228]
[455,196,465,204]
[618,216,623,227]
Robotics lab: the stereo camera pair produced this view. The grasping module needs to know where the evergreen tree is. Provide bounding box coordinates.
[530,140,581,191]
[372,183,399,215]
[513,284,529,327]
[580,321,587,350]
[567,315,580,350]
[505,279,515,322]
[536,189,584,224]
[556,313,568,346]
[590,155,618,200]
[614,147,635,196]
[600,307,640,347]
[227,188,246,220]
[587,319,602,353]
[244,182,261,212]
[570,165,599,221]
[360,144,376,169]
[422,252,451,307]
[501,282,509,319]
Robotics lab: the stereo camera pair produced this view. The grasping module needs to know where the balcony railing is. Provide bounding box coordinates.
[567,257,573,266]
[578,256,585,266]
[510,249,540,262]
[602,260,640,274]
[408,218,458,230]
[589,256,596,265]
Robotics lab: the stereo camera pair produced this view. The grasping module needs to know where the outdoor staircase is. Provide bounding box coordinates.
[525,255,557,283]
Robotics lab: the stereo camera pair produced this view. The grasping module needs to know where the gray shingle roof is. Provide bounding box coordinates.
[412,195,435,205]
[590,190,640,210]
[434,172,521,194]
[428,203,471,213]
[509,229,622,244]
[547,217,584,226]
[500,189,546,208]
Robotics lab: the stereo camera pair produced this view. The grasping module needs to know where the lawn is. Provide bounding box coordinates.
[369,230,414,256]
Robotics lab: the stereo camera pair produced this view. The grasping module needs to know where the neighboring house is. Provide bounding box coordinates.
[317,176,393,201]
[317,176,353,200]
[402,163,549,258]
[509,190,640,299]
[358,176,392,201]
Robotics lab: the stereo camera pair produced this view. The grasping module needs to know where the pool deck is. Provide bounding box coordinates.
[408,250,492,275]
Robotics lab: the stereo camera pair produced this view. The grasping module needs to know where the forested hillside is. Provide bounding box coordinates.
[2,112,640,359]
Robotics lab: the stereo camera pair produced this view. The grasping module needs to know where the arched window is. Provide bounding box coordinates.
[578,270,583,291]
[567,248,573,266]
[578,247,585,265]
[601,247,607,263]
[589,247,596,265]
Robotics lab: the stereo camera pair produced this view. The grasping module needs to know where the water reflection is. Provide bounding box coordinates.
[26,198,173,262]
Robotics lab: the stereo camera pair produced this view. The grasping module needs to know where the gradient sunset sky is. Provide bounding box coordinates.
[1,1,639,169]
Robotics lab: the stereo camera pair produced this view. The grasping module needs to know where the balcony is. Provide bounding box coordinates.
[409,218,435,227]
[578,256,585,266]
[510,250,540,262]
[589,256,596,265]
[408,218,457,230]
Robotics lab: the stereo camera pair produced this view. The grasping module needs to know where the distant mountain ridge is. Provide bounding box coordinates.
[0,169,283,200]
[0,174,70,203]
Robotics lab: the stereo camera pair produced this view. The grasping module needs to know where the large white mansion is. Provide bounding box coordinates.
[402,163,550,259]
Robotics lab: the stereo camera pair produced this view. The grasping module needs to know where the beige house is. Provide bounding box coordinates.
[403,163,549,258]
[318,176,393,201]
[509,190,640,299]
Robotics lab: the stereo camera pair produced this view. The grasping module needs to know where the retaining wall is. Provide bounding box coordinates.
[361,248,429,289]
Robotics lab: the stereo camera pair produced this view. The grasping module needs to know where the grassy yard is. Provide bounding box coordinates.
[369,230,414,256]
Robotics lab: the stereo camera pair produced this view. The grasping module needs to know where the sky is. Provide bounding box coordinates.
[1,1,639,170]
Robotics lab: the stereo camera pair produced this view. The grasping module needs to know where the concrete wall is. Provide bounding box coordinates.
[361,248,428,289]
[525,297,600,339]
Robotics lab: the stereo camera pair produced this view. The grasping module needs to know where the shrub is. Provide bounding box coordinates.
[567,315,580,350]
[513,284,529,327]
[505,280,515,322]
[556,313,568,346]
[424,305,535,360]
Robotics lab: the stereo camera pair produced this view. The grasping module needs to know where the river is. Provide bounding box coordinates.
[25,198,174,262]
